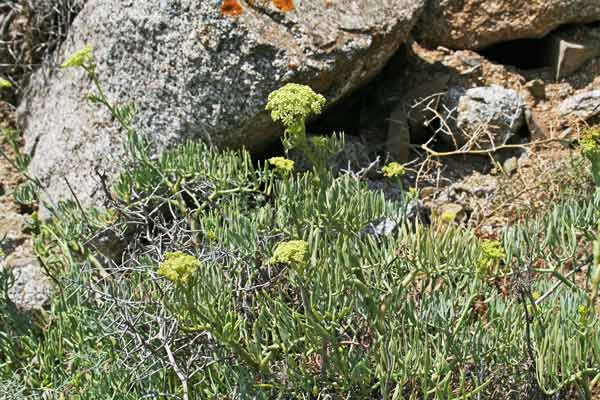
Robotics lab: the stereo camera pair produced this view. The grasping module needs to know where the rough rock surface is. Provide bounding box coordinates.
[425,172,498,227]
[415,0,600,50]
[18,0,424,206]
[442,85,524,148]
[556,90,600,121]
[5,261,53,311]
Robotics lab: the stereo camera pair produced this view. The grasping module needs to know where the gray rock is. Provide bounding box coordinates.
[557,90,600,121]
[429,173,498,227]
[441,85,524,148]
[18,0,425,206]
[502,156,518,175]
[415,0,600,50]
[5,261,53,311]
[554,38,600,80]
[0,200,50,312]
[549,25,600,79]
[361,217,399,238]
[361,199,429,237]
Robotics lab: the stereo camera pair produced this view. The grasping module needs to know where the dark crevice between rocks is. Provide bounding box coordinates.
[480,22,600,79]
[308,94,363,138]
[480,38,554,70]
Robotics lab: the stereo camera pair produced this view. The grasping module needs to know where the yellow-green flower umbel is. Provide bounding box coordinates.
[476,239,505,278]
[581,126,600,187]
[0,77,12,89]
[60,45,94,69]
[266,83,325,129]
[481,240,505,260]
[268,156,294,173]
[440,211,457,224]
[157,251,200,285]
[382,162,405,178]
[271,240,309,268]
[581,127,600,158]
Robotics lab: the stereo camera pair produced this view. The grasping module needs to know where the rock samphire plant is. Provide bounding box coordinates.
[2,47,600,399]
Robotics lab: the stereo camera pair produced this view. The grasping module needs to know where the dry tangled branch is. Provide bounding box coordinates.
[0,0,85,101]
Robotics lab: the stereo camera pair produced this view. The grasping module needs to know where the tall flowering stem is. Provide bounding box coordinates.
[61,45,138,143]
[266,83,327,176]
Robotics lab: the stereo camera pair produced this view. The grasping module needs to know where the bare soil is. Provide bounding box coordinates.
[407,41,596,234]
[0,101,35,270]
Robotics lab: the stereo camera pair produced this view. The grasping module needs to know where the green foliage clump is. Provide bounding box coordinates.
[591,223,600,303]
[581,126,600,159]
[9,136,600,399]
[2,128,31,173]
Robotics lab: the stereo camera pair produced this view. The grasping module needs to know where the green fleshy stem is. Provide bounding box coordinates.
[591,155,600,189]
